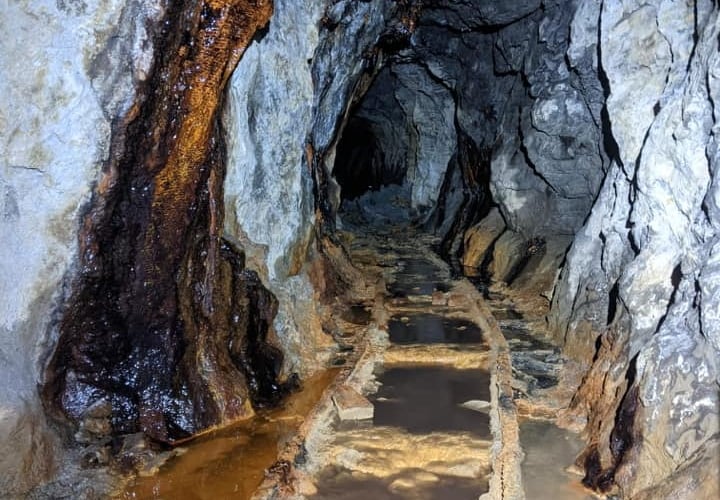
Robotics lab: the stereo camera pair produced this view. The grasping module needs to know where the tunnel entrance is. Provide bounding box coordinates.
[333,116,405,200]
[332,64,458,225]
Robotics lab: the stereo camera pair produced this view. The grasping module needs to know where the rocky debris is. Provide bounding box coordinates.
[460,400,492,413]
[75,400,112,445]
[332,386,374,421]
[114,433,181,478]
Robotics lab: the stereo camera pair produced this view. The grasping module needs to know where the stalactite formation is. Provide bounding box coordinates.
[41,0,290,444]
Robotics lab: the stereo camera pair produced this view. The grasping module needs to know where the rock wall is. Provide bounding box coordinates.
[224,0,394,375]
[344,63,456,216]
[360,1,608,292]
[549,1,720,497]
[2,0,719,497]
[0,0,161,494]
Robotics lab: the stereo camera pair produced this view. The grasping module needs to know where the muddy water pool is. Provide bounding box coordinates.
[121,370,338,499]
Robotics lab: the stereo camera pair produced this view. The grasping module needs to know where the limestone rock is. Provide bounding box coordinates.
[462,208,505,269]
[332,386,374,421]
[549,2,720,495]
[225,0,393,376]
[0,0,160,493]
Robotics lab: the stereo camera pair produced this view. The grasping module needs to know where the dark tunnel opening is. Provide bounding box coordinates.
[332,117,406,200]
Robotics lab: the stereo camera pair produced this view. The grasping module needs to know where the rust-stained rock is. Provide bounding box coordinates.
[42,0,287,444]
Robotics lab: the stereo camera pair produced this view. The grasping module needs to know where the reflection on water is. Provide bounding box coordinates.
[312,467,487,500]
[520,419,596,500]
[373,366,491,438]
[121,370,338,500]
[388,314,484,344]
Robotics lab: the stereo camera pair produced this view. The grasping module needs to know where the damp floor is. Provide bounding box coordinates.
[312,227,492,500]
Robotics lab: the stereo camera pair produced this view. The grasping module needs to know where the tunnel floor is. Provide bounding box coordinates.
[311,224,493,500]
[303,218,596,500]
[119,216,596,499]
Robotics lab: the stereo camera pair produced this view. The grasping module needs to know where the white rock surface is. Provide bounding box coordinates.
[0,0,159,493]
[224,0,392,374]
[224,0,322,282]
[550,2,720,496]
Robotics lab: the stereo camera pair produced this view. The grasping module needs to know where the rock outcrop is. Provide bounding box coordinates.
[0,0,162,493]
[43,0,282,444]
[548,1,720,497]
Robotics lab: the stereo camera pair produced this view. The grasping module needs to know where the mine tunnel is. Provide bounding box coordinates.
[1,1,719,499]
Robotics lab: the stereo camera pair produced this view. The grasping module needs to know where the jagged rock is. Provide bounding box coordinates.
[345,64,456,214]
[489,231,526,282]
[420,0,541,29]
[2,0,719,497]
[550,1,720,495]
[462,208,505,269]
[226,0,393,377]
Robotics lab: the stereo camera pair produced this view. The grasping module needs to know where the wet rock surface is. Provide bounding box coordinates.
[42,0,284,444]
[1,0,162,493]
[2,0,719,497]
[121,370,338,500]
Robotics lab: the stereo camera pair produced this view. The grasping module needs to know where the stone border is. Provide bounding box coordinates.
[455,280,525,500]
[252,259,524,499]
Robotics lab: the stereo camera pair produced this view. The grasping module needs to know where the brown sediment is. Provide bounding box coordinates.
[42,0,280,444]
[121,369,339,500]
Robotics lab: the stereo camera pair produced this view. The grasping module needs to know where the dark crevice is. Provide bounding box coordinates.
[655,263,682,333]
[606,281,619,326]
[595,19,623,173]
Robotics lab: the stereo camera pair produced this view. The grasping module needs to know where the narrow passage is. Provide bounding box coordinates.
[310,223,494,500]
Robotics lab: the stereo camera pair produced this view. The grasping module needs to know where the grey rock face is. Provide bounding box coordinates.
[0,0,161,494]
[351,63,456,214]
[550,1,720,496]
[490,0,605,241]
[408,0,606,283]
[225,0,323,282]
[420,0,542,29]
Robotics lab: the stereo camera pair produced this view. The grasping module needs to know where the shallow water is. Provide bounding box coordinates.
[341,304,372,325]
[388,314,484,344]
[312,467,487,500]
[387,257,446,297]
[520,419,595,500]
[121,370,338,500]
[373,366,491,438]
